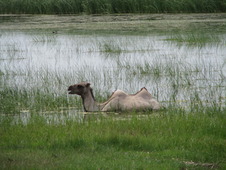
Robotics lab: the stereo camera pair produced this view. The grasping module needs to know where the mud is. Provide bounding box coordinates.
[0,13,226,33]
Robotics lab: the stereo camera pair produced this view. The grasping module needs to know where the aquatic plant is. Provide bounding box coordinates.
[0,0,226,14]
[166,31,222,47]
[99,41,122,54]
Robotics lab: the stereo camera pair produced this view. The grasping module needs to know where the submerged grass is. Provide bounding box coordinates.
[0,87,79,114]
[0,109,226,169]
[0,0,226,14]
[99,41,122,54]
[166,31,223,47]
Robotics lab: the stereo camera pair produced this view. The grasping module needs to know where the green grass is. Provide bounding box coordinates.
[166,31,223,47]
[0,0,226,14]
[0,109,226,169]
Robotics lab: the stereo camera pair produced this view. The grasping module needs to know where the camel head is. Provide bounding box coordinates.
[68,82,91,96]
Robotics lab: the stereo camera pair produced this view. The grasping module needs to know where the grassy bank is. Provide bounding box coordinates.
[0,109,226,169]
[0,0,226,14]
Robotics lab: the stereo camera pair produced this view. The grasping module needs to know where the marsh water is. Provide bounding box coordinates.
[0,14,226,123]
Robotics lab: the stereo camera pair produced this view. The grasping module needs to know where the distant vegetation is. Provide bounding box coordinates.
[0,0,226,14]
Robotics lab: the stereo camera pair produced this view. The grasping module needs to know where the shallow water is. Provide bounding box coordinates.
[0,14,226,122]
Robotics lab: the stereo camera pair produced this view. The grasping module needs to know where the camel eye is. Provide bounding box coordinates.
[77,85,83,89]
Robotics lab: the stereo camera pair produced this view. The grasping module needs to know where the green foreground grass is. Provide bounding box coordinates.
[1,109,226,169]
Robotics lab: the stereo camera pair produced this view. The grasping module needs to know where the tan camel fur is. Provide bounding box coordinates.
[68,82,161,112]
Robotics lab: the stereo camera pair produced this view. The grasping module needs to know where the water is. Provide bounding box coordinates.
[0,15,226,123]
[1,32,225,91]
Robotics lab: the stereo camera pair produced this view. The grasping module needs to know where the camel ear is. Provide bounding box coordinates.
[86,83,91,87]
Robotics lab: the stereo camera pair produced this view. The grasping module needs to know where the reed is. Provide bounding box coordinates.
[0,0,225,14]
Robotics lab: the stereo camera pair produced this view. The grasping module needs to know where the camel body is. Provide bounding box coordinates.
[68,82,161,112]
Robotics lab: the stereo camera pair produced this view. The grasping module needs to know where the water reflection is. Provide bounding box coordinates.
[1,109,166,125]
[0,109,84,125]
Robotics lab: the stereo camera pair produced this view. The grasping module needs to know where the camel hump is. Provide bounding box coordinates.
[135,87,152,100]
[141,87,147,90]
[111,89,127,98]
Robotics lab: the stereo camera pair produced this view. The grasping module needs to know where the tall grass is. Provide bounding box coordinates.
[0,109,226,169]
[0,87,80,114]
[0,0,226,14]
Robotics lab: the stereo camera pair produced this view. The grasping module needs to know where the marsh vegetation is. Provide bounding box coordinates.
[0,14,226,169]
[0,0,226,14]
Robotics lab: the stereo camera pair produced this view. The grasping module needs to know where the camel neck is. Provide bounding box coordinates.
[81,88,99,112]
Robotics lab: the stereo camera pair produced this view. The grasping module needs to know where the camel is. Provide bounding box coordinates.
[68,82,161,112]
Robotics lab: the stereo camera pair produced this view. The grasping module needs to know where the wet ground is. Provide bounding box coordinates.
[1,13,226,33]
